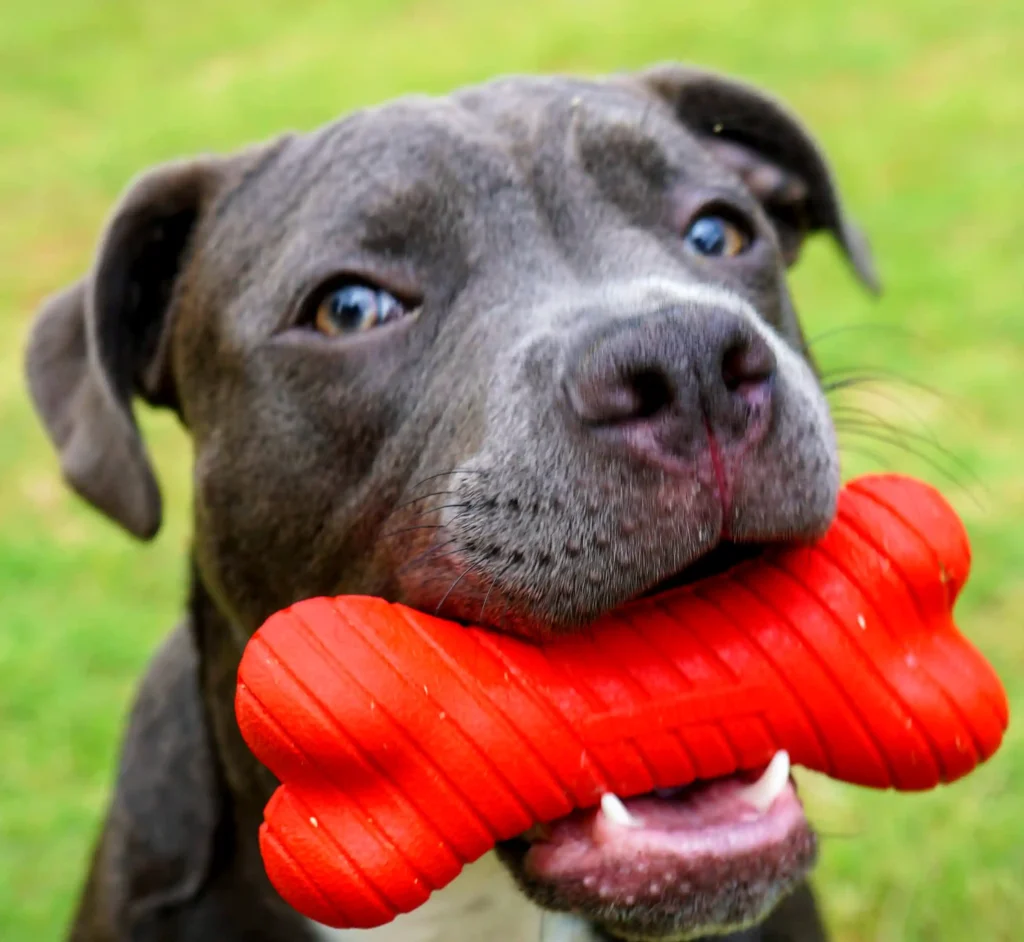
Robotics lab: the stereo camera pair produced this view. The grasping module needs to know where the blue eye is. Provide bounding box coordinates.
[314,283,407,335]
[683,214,749,258]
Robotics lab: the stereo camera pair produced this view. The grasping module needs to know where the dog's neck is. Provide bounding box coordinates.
[187,562,280,814]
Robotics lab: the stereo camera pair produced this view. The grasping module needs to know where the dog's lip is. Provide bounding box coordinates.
[517,761,815,939]
[633,539,766,601]
[427,540,770,641]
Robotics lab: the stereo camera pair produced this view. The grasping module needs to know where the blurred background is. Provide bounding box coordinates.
[1,1,1021,939]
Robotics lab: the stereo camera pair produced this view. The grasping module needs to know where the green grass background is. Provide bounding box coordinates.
[1,1,1020,939]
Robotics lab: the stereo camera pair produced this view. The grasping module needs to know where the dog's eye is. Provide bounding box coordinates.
[683,214,750,258]
[313,283,407,336]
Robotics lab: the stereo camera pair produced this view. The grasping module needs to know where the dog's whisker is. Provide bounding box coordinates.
[478,575,499,624]
[496,596,512,634]
[406,468,489,493]
[833,415,979,482]
[379,523,447,541]
[822,370,949,404]
[380,503,475,542]
[805,322,917,349]
[475,552,525,625]
[830,386,933,426]
[399,544,471,576]
[824,367,982,492]
[834,421,954,462]
[829,378,973,425]
[384,502,470,527]
[837,441,895,470]
[382,493,458,528]
[390,488,459,513]
[394,537,463,576]
[435,565,479,615]
[831,406,954,458]
[835,425,944,477]
[835,426,980,497]
[832,413,980,489]
[380,505,475,540]
[426,547,474,568]
[829,402,921,428]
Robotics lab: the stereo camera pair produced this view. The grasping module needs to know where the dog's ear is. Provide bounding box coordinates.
[633,64,880,293]
[24,158,222,540]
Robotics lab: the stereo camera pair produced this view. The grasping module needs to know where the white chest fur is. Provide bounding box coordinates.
[306,853,543,942]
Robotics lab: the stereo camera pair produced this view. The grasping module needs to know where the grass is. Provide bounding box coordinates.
[0,1,1021,939]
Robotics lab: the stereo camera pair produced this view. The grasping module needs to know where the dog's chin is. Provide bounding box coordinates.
[496,770,816,941]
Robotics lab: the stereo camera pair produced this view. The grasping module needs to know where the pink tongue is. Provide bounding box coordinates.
[622,779,771,831]
[524,776,813,904]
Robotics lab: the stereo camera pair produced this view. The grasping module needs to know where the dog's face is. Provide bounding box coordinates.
[26,67,877,941]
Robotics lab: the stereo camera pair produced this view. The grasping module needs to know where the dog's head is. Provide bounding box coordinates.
[26,66,876,941]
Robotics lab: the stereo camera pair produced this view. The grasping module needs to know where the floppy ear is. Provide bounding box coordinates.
[25,158,222,539]
[634,64,880,293]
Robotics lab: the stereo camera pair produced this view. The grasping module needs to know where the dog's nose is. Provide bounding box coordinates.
[563,307,776,457]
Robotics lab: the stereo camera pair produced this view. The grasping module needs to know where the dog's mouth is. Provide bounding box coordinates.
[417,531,815,936]
[502,751,815,940]
[492,541,813,940]
[636,540,766,600]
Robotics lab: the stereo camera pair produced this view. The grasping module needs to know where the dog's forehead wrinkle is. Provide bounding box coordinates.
[317,96,528,193]
[574,103,687,183]
[292,76,728,246]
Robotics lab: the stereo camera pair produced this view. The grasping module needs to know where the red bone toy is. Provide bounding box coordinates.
[236,474,1009,929]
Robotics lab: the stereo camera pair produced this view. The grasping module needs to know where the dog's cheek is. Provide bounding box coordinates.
[727,367,840,543]
[191,440,294,634]
[189,421,340,631]
[188,388,420,635]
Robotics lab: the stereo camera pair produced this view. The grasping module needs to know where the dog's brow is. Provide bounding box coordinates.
[574,105,673,182]
[317,178,451,257]
[364,181,441,230]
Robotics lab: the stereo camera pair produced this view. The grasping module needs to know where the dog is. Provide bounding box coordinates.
[25,63,879,942]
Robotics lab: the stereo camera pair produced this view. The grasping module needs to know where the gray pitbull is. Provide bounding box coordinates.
[25,64,878,942]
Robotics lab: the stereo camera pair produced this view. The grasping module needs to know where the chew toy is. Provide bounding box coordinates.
[236,474,1008,929]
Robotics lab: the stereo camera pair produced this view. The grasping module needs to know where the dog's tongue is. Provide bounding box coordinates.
[524,752,814,911]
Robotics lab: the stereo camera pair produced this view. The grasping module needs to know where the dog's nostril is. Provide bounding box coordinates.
[720,336,775,396]
[627,368,674,420]
[567,363,675,426]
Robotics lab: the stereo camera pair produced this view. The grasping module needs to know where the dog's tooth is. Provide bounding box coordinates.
[738,750,791,813]
[600,792,643,828]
